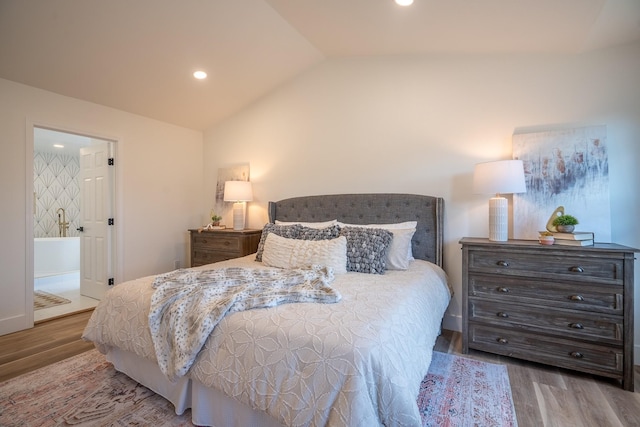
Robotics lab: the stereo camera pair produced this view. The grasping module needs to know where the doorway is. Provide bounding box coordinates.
[32,126,115,322]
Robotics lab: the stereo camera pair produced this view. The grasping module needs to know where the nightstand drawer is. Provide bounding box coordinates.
[468,324,623,377]
[467,250,624,283]
[192,250,238,266]
[192,234,242,253]
[468,274,623,314]
[468,299,623,343]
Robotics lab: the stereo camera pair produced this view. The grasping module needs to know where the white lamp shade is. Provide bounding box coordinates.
[223,181,253,202]
[473,160,526,195]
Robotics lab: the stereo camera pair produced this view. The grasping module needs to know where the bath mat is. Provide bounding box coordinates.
[34,290,72,311]
[0,349,518,427]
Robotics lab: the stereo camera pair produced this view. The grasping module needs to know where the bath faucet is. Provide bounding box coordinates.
[56,207,69,237]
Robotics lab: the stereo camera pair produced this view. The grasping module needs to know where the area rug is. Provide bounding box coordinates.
[34,290,72,311]
[419,351,518,426]
[0,349,517,427]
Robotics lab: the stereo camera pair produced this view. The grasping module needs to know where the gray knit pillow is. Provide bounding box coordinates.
[340,227,393,274]
[297,224,341,241]
[255,224,341,262]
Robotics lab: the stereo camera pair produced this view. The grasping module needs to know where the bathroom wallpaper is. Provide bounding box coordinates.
[34,151,80,238]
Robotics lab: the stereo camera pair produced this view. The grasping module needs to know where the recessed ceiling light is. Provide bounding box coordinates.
[395,0,414,5]
[53,144,64,148]
[193,71,207,80]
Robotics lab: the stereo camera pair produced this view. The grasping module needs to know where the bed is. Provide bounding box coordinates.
[82,193,450,427]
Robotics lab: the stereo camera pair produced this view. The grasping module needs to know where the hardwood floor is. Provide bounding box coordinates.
[1,315,639,426]
[0,309,95,382]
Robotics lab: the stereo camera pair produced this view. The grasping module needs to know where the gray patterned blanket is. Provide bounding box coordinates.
[149,265,340,380]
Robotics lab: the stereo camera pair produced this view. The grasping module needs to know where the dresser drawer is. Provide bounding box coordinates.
[468,274,623,314]
[468,323,623,377]
[468,299,623,344]
[192,234,242,253]
[467,250,624,284]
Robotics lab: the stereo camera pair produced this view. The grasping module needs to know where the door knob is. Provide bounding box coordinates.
[76,226,84,232]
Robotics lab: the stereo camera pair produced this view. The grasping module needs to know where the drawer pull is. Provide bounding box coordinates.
[496,261,509,267]
[496,287,510,293]
[568,323,584,329]
[570,351,584,359]
[497,338,508,344]
[569,266,584,273]
[569,295,584,302]
[496,312,509,318]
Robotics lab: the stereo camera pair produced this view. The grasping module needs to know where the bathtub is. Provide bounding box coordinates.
[34,237,80,278]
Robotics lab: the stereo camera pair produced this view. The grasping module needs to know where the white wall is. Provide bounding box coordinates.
[0,78,203,335]
[204,42,640,358]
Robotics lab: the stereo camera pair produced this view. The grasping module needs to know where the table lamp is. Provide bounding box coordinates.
[223,180,253,230]
[473,160,526,241]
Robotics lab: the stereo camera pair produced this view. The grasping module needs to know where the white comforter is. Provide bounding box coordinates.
[83,256,451,427]
[150,265,340,380]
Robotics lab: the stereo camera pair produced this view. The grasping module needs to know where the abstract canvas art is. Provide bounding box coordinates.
[512,126,611,242]
[213,164,250,225]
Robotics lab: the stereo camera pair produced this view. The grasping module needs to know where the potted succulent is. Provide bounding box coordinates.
[552,214,579,233]
[210,211,223,227]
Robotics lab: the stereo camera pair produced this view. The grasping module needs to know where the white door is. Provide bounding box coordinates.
[79,141,114,300]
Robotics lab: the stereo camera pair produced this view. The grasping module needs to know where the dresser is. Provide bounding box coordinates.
[460,237,637,391]
[189,229,262,267]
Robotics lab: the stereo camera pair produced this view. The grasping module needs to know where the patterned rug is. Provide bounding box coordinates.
[34,290,72,311]
[0,349,517,427]
[419,351,518,426]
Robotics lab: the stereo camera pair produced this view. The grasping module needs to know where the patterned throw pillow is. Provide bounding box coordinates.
[255,224,342,262]
[339,227,393,274]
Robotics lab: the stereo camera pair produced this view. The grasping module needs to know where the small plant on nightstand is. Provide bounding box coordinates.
[210,211,222,226]
[552,214,579,233]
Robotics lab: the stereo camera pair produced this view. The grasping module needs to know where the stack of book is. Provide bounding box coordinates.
[552,231,594,246]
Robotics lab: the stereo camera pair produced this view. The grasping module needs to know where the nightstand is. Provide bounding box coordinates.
[460,237,637,391]
[189,229,262,267]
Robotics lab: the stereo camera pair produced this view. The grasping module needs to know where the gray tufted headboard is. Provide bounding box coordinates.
[268,193,444,267]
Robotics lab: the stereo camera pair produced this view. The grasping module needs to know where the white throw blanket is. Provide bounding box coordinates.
[149,265,340,380]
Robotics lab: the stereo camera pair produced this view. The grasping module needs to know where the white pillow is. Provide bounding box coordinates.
[384,228,416,270]
[262,233,347,274]
[275,219,338,228]
[337,221,417,270]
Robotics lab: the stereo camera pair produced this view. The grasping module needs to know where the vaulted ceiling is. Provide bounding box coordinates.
[1,0,639,130]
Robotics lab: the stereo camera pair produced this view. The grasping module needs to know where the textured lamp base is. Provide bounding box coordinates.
[232,202,245,230]
[488,197,508,241]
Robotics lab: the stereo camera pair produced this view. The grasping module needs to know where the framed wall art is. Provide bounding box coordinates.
[512,125,611,242]
[213,164,250,226]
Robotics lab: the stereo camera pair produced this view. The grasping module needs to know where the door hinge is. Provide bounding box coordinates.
[108,158,114,166]
[108,278,114,286]
[108,218,114,225]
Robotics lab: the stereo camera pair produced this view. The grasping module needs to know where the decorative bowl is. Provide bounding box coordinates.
[538,236,555,245]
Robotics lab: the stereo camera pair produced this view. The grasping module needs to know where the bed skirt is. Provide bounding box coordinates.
[106,347,285,427]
